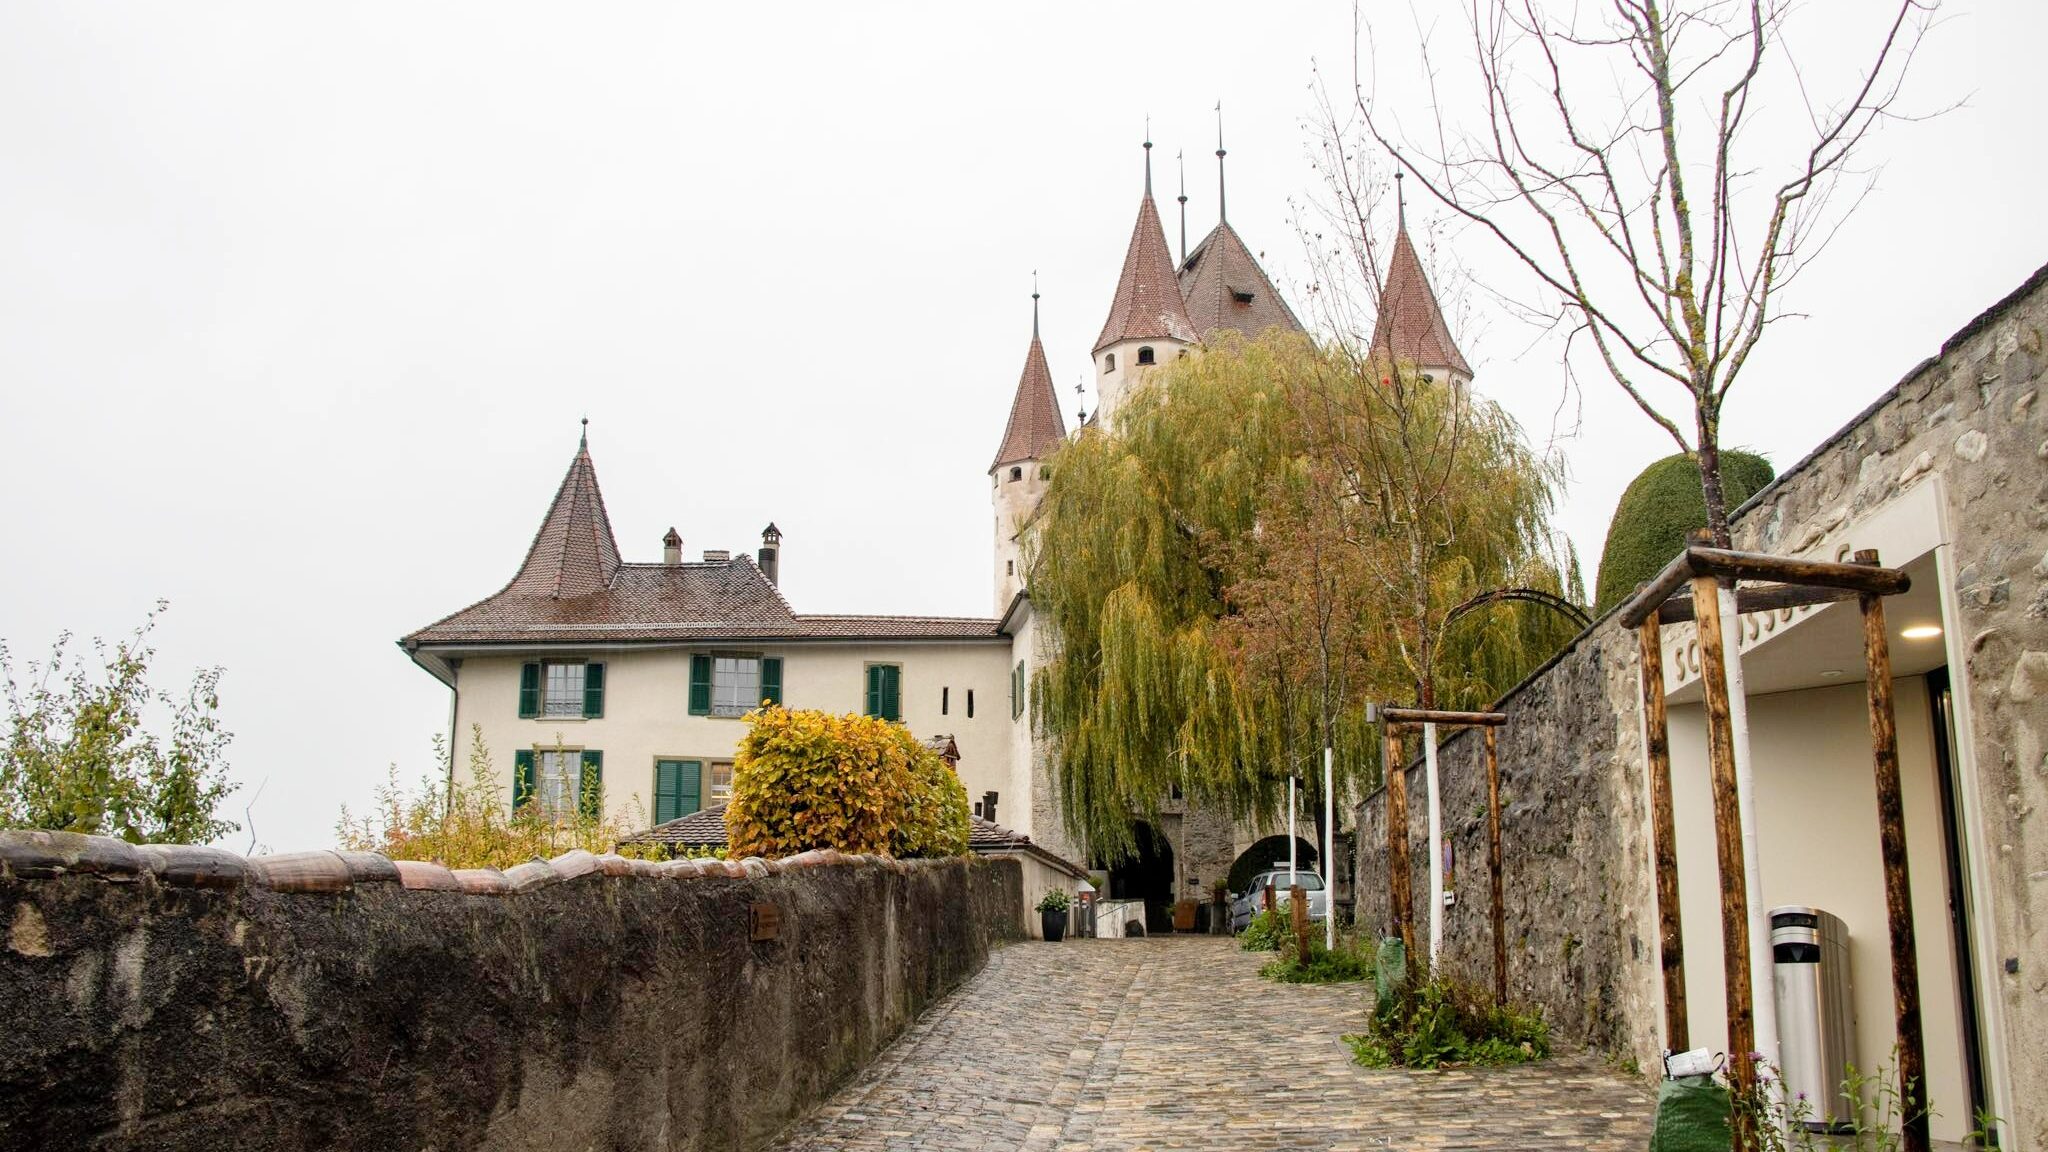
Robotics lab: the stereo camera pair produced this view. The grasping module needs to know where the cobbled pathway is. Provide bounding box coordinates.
[766,936,1654,1151]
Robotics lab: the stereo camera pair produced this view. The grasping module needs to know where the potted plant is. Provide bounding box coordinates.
[1037,889,1071,942]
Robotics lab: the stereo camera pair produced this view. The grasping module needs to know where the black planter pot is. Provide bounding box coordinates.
[1040,907,1068,942]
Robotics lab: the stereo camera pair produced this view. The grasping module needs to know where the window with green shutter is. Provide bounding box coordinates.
[1012,660,1026,719]
[760,657,783,707]
[654,758,703,824]
[582,662,606,718]
[513,748,536,809]
[518,663,541,718]
[865,663,901,722]
[688,654,712,715]
[578,750,603,820]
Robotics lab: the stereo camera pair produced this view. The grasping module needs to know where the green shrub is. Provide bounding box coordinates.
[1239,907,1289,951]
[1259,939,1375,983]
[1345,958,1550,1069]
[724,707,969,859]
[1036,889,1071,913]
[1593,451,1774,614]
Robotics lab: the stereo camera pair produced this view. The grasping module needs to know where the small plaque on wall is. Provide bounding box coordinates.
[750,902,782,941]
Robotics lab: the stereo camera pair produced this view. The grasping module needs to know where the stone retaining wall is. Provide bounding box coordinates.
[0,831,1023,1152]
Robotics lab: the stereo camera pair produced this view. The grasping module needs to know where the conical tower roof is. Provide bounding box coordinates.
[992,303,1068,470]
[1368,223,1471,378]
[505,428,622,599]
[1177,220,1302,341]
[1094,175,1198,354]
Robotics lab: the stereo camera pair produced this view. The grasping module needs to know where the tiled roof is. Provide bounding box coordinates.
[1367,223,1471,378]
[403,442,1002,648]
[991,329,1068,470]
[1176,222,1303,341]
[623,805,1089,879]
[1094,192,1198,353]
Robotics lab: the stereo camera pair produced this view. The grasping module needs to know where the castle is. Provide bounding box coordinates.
[400,134,1467,929]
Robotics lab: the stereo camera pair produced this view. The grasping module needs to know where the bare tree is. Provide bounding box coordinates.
[1350,0,1942,545]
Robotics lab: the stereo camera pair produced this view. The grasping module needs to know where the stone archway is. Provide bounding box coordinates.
[1225,835,1319,898]
[1100,822,1176,933]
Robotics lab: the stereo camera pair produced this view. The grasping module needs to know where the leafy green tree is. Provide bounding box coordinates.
[1,603,238,844]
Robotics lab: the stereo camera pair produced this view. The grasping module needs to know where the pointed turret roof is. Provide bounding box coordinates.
[1177,221,1303,341]
[505,429,622,599]
[1094,161,1198,353]
[1368,222,1471,378]
[992,300,1068,470]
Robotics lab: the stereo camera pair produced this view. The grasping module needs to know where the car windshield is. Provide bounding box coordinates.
[1252,872,1322,892]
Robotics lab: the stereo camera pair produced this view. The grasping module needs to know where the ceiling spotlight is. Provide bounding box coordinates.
[1901,625,1943,640]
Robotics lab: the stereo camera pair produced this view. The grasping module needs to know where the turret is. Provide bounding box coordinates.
[991,286,1068,610]
[1092,138,1196,425]
[1367,176,1473,388]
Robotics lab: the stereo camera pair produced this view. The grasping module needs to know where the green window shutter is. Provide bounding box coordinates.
[678,759,703,816]
[583,662,606,718]
[513,748,536,809]
[579,750,604,820]
[881,665,901,722]
[518,663,541,718]
[689,654,712,715]
[655,760,680,824]
[760,657,783,707]
[865,665,882,717]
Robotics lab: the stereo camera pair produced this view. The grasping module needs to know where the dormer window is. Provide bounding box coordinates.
[1009,466,1023,482]
[1137,346,1156,366]
[1104,353,1117,372]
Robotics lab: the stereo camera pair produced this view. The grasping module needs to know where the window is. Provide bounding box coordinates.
[864,664,902,722]
[942,686,950,715]
[537,749,578,814]
[690,653,781,716]
[519,660,604,719]
[1137,346,1155,366]
[1011,660,1026,719]
[712,655,761,717]
[654,759,703,823]
[966,689,975,718]
[1006,560,1014,576]
[709,761,735,805]
[1009,466,1022,482]
[1104,353,1117,372]
[513,747,601,820]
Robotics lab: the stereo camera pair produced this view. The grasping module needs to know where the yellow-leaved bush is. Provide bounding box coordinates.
[724,707,970,860]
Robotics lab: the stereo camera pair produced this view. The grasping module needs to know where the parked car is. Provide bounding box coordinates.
[1229,868,1329,933]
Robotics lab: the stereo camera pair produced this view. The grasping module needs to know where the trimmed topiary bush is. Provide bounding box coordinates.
[724,707,970,860]
[1594,450,1774,614]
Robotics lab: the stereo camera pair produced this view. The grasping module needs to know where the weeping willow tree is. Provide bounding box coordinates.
[1028,331,1581,861]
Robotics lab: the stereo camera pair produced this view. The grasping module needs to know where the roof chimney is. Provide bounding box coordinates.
[662,527,682,566]
[758,522,782,586]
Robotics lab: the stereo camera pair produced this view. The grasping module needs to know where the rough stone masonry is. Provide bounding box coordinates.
[0,830,1023,1152]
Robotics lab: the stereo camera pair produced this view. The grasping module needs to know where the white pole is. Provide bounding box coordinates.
[1323,744,1336,951]
[1424,720,1443,974]
[1720,586,1780,1085]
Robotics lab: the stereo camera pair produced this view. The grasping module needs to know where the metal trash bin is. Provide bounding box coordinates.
[1770,906,1857,1132]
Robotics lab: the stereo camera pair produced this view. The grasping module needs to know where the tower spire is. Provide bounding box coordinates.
[1395,169,1406,229]
[1031,270,1040,339]
[1143,116,1153,197]
[1215,101,1227,223]
[579,415,589,451]
[1176,150,1188,265]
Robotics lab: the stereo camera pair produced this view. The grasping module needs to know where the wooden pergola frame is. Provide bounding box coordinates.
[1378,706,1510,1005]
[1618,541,1927,1152]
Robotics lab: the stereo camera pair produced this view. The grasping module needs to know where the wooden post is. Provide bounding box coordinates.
[1856,550,1930,1152]
[1638,613,1689,1050]
[1485,725,1507,1006]
[1384,724,1416,971]
[1291,884,1311,965]
[1691,570,1757,1144]
[1263,882,1275,915]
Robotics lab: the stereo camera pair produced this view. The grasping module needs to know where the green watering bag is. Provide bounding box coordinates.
[1374,937,1407,1014]
[1648,1074,1731,1152]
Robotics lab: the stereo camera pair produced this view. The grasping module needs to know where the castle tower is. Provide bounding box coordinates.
[1367,189,1473,387]
[1092,139,1196,426]
[991,288,1069,610]
[1176,121,1304,343]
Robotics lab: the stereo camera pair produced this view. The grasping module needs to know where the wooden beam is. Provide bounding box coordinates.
[1616,549,1699,628]
[1381,707,1508,727]
[1637,614,1688,1050]
[1691,571,1758,1145]
[1384,725,1416,975]
[1485,725,1507,1007]
[1686,545,1911,596]
[1856,550,1930,1152]
[1656,582,1860,624]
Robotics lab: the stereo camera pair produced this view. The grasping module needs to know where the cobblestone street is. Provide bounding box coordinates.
[767,936,1653,1151]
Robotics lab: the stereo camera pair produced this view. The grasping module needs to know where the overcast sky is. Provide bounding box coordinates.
[3,2,2041,853]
